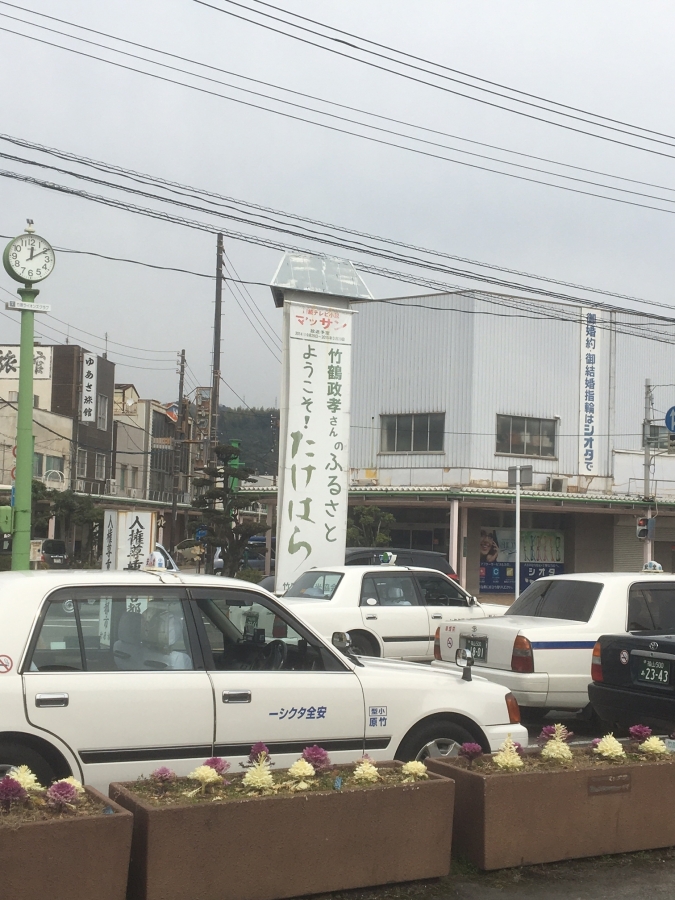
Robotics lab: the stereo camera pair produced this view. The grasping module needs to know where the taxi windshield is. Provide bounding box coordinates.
[285,571,343,600]
[506,579,603,622]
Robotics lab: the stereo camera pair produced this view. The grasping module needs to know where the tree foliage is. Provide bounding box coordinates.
[346,506,396,547]
[192,443,269,576]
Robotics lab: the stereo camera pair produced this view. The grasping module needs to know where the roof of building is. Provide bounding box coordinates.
[270,252,373,307]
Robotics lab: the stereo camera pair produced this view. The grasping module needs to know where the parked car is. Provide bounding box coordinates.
[0,570,525,791]
[214,545,276,575]
[431,572,675,719]
[36,539,70,568]
[345,548,458,578]
[588,580,675,729]
[281,566,506,660]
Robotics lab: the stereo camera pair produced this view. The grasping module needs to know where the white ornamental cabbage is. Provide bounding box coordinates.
[242,758,275,792]
[353,761,380,783]
[288,759,315,780]
[493,736,524,770]
[593,734,626,761]
[401,761,429,782]
[9,765,43,793]
[639,736,669,757]
[540,740,573,763]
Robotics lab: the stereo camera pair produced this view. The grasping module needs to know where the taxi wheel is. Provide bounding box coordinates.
[347,631,380,657]
[0,740,58,785]
[397,720,476,763]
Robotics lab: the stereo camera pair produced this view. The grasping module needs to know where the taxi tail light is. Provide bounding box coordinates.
[272,616,288,639]
[591,641,603,682]
[433,627,442,661]
[511,635,534,674]
[40,554,45,562]
[505,692,521,724]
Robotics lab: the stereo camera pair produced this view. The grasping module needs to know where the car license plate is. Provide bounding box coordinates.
[464,636,487,662]
[53,559,63,564]
[637,658,671,685]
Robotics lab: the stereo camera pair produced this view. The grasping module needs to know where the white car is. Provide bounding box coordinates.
[0,570,526,792]
[432,572,675,717]
[282,566,506,661]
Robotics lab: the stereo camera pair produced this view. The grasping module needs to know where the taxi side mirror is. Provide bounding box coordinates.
[468,595,478,607]
[332,632,352,653]
[455,647,474,681]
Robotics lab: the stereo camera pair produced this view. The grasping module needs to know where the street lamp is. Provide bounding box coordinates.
[2,222,55,570]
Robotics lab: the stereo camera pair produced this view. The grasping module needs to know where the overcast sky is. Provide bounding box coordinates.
[1,0,675,406]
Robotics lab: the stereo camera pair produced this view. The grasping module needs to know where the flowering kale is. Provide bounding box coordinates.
[0,776,27,812]
[204,757,231,776]
[46,780,79,810]
[629,725,652,743]
[538,724,573,743]
[301,745,331,773]
[151,767,176,783]
[513,742,525,757]
[591,738,602,749]
[458,742,483,766]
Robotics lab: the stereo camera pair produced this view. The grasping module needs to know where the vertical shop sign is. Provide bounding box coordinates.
[81,350,97,423]
[579,310,602,476]
[276,300,354,592]
[102,509,118,571]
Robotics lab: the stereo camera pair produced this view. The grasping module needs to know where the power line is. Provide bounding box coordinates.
[7,22,675,215]
[4,5,675,200]
[246,0,675,142]
[194,0,675,158]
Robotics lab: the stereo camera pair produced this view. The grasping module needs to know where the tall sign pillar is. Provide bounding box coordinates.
[271,253,371,593]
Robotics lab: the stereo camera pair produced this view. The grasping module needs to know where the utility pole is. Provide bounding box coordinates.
[170,349,186,553]
[515,465,521,599]
[644,378,653,564]
[210,234,223,459]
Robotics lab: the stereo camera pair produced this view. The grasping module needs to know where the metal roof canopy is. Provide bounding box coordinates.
[270,252,373,307]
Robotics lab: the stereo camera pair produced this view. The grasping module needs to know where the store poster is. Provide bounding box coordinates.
[480,527,564,593]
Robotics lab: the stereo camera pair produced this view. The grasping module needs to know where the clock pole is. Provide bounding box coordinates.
[12,280,39,570]
[2,221,55,571]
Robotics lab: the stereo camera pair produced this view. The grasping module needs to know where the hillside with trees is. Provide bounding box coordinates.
[217,406,279,475]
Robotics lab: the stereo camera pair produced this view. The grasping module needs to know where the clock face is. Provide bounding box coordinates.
[3,233,55,284]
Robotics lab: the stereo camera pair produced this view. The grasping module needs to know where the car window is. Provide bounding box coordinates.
[360,574,419,607]
[416,574,468,607]
[346,554,372,566]
[191,588,341,672]
[42,540,66,556]
[628,583,675,632]
[506,580,602,622]
[284,571,343,599]
[29,589,194,672]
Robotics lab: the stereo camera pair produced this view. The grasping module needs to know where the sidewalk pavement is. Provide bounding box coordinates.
[306,848,675,900]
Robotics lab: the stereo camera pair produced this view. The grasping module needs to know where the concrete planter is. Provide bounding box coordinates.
[427,756,675,870]
[110,761,454,900]
[0,787,133,900]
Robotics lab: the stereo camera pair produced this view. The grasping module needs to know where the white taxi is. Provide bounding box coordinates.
[432,573,675,718]
[282,566,506,661]
[0,570,525,792]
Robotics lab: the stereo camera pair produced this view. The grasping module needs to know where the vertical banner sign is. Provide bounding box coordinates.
[276,300,354,592]
[579,309,602,476]
[102,509,118,571]
[118,511,153,570]
[81,350,97,423]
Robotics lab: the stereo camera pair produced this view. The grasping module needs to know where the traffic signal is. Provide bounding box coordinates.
[637,518,656,540]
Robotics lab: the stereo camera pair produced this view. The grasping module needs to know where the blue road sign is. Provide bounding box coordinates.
[10,485,14,508]
[666,407,675,433]
[195,526,208,541]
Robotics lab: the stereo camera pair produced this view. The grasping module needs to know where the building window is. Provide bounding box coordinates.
[8,391,17,402]
[95,453,106,481]
[97,394,108,431]
[33,453,43,477]
[645,425,669,450]
[496,415,556,457]
[119,465,127,489]
[380,413,445,453]
[45,455,64,473]
[131,467,138,489]
[77,449,87,478]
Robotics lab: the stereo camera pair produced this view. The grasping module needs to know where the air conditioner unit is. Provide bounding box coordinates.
[106,478,117,495]
[128,488,139,499]
[547,476,568,493]
[75,479,86,492]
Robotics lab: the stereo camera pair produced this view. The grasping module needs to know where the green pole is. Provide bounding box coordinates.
[12,286,38,570]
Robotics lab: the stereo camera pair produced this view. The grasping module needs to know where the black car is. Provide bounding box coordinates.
[589,632,675,731]
[344,547,457,578]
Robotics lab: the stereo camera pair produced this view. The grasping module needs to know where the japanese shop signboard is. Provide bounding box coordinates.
[0,345,52,379]
[80,350,98,424]
[579,309,603,477]
[276,300,354,592]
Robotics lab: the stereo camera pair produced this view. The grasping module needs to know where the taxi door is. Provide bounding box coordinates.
[359,573,430,659]
[23,586,214,788]
[190,586,366,769]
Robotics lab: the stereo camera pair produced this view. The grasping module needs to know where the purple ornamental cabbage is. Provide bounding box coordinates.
[0,776,27,812]
[591,738,602,749]
[204,757,231,776]
[241,742,275,769]
[458,743,483,768]
[513,742,525,757]
[538,725,574,743]
[629,725,652,743]
[46,781,79,810]
[301,745,332,772]
[151,767,176,783]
